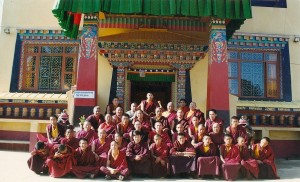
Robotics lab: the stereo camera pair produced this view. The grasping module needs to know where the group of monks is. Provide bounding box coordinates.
[28,93,280,180]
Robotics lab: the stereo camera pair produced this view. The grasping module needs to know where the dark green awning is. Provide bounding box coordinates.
[127,72,175,82]
[52,0,252,38]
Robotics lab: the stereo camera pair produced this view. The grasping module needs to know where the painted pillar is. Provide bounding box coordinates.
[207,19,230,124]
[73,15,98,125]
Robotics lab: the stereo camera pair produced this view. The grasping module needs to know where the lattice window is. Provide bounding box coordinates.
[21,44,78,92]
[228,50,280,99]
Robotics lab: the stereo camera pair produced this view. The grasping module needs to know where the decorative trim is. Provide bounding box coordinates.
[17,29,78,41]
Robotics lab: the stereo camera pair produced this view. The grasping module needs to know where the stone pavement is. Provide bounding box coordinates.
[1,150,299,182]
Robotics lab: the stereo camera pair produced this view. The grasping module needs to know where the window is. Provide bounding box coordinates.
[251,0,287,8]
[20,44,78,92]
[228,50,280,99]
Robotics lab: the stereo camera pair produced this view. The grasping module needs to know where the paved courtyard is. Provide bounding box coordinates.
[0,150,299,182]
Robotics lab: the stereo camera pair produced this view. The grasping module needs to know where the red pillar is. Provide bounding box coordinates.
[206,19,230,123]
[73,15,98,125]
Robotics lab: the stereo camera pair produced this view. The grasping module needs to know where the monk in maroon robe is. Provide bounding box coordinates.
[60,126,79,150]
[27,141,49,174]
[148,122,173,149]
[86,106,105,132]
[220,134,241,181]
[91,129,112,167]
[105,97,122,115]
[114,132,128,153]
[115,114,134,142]
[172,109,189,134]
[126,130,152,176]
[191,124,206,147]
[99,114,116,137]
[172,123,190,143]
[170,133,196,176]
[236,136,259,179]
[71,138,99,179]
[252,137,279,179]
[130,121,149,143]
[150,134,170,178]
[184,102,205,125]
[76,121,98,145]
[177,99,189,115]
[205,109,224,133]
[150,107,170,132]
[132,110,152,133]
[226,116,248,144]
[139,92,160,118]
[188,116,201,139]
[46,144,75,178]
[209,122,225,149]
[112,107,123,124]
[162,102,177,129]
[196,135,221,178]
[100,141,129,180]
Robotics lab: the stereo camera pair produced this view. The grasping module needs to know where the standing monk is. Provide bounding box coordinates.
[27,141,49,174]
[86,106,105,132]
[76,121,98,145]
[92,129,112,168]
[220,134,241,181]
[139,92,160,118]
[100,141,129,180]
[205,109,224,133]
[184,101,205,125]
[252,137,279,179]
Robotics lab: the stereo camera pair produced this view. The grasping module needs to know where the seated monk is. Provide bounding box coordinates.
[236,136,259,179]
[71,138,99,179]
[91,129,112,168]
[86,106,105,132]
[188,116,201,139]
[126,102,137,121]
[46,144,75,178]
[226,116,248,144]
[151,107,170,133]
[132,109,152,133]
[148,122,173,149]
[126,130,152,177]
[162,102,177,130]
[170,133,196,177]
[60,125,79,150]
[172,109,189,134]
[205,109,224,133]
[196,135,221,179]
[252,137,280,179]
[130,120,148,143]
[184,101,205,125]
[150,134,170,178]
[177,99,189,115]
[115,114,134,143]
[209,122,224,150]
[191,124,206,148]
[114,132,128,153]
[100,141,129,180]
[172,123,190,143]
[99,114,116,137]
[105,97,122,115]
[220,134,241,181]
[76,120,98,145]
[27,141,50,174]
[112,107,123,124]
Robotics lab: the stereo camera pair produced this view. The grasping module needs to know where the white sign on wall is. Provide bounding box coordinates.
[74,91,95,99]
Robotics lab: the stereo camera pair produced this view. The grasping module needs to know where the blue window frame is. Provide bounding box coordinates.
[251,0,287,8]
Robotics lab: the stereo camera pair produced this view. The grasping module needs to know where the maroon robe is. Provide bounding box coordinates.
[170,141,196,174]
[189,124,200,140]
[226,125,248,144]
[140,100,159,117]
[205,117,224,133]
[196,143,221,176]
[76,129,98,145]
[172,118,189,133]
[60,137,80,151]
[220,144,241,180]
[27,145,50,174]
[38,124,65,144]
[93,138,112,167]
[86,114,105,132]
[252,144,279,179]
[115,122,134,142]
[150,143,170,178]
[132,118,152,133]
[99,122,116,136]
[184,109,205,125]
[117,140,128,153]
[236,144,259,179]
[46,145,75,178]
[162,111,177,127]
[112,115,122,124]
[126,141,151,176]
[150,116,170,131]
[71,147,99,178]
[100,151,129,178]
[178,106,189,115]
[209,131,225,149]
[148,131,173,148]
[172,132,190,143]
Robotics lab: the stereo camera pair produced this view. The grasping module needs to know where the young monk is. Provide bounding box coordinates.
[188,116,201,139]
[92,129,112,168]
[209,122,225,149]
[86,106,105,132]
[236,136,259,179]
[191,124,206,147]
[162,102,177,129]
[139,92,160,118]
[252,137,280,179]
[172,109,189,134]
[114,132,128,153]
[196,135,221,179]
[184,101,205,125]
[115,114,134,142]
[27,141,49,174]
[112,107,123,124]
[178,99,189,115]
[132,110,152,133]
[37,115,65,144]
[71,138,99,179]
[226,116,248,144]
[148,121,173,149]
[170,133,196,177]
[100,141,129,180]
[130,120,148,143]
[106,97,122,115]
[150,107,170,132]
[150,134,169,178]
[46,144,75,178]
[60,125,79,150]
[220,134,241,181]
[126,130,152,177]
[99,114,116,137]
[172,123,190,143]
[205,109,224,133]
[76,120,98,145]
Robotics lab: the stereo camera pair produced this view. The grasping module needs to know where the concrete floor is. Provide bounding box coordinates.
[0,150,299,182]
